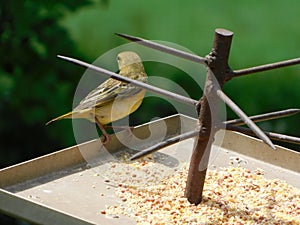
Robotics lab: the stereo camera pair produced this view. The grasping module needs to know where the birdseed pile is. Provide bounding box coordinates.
[102,156,300,224]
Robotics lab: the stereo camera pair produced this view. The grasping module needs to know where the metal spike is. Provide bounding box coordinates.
[226,125,300,145]
[225,108,300,126]
[216,89,276,150]
[130,108,300,160]
[130,129,199,161]
[116,33,208,65]
[233,57,300,76]
[57,55,198,106]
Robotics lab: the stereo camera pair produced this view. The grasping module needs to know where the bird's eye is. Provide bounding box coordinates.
[117,56,121,61]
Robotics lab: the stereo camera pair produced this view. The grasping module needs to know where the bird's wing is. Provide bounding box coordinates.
[73,78,144,111]
[74,78,120,111]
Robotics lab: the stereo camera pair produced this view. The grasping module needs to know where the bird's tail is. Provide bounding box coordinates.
[46,111,73,125]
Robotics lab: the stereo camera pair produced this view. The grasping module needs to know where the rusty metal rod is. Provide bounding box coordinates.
[233,58,300,76]
[226,125,300,145]
[57,55,198,106]
[185,28,234,205]
[225,108,300,126]
[116,33,208,65]
[216,89,275,149]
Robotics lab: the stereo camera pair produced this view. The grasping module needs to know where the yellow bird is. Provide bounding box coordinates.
[47,51,148,144]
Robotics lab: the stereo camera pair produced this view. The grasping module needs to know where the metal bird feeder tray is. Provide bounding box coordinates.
[1,114,300,224]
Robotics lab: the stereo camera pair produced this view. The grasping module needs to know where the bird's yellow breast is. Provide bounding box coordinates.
[94,89,146,125]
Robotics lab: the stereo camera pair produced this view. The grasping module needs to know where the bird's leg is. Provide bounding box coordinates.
[95,117,111,145]
[104,125,135,142]
[105,125,135,141]
[104,125,134,133]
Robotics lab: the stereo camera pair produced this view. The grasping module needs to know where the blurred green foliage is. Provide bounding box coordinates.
[0,1,95,169]
[0,1,300,223]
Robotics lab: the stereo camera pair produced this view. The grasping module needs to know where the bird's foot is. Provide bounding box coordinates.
[101,133,111,145]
